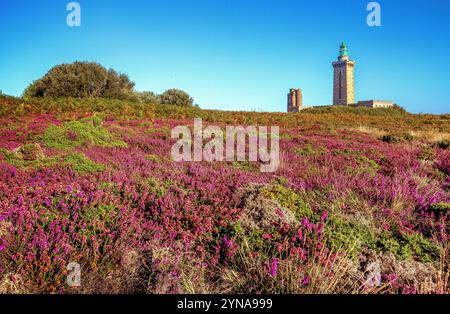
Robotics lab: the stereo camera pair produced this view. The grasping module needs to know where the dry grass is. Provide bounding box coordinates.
[351,125,387,138]
[351,124,450,143]
[216,238,367,294]
[0,274,28,294]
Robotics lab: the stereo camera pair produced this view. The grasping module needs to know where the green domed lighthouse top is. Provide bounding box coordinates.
[339,42,349,57]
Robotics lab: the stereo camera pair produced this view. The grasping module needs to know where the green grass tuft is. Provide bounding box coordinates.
[42,117,127,149]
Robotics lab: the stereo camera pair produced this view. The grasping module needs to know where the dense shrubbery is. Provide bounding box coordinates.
[133,91,160,104]
[1,96,448,138]
[20,62,196,109]
[159,88,194,107]
[0,99,448,293]
[23,62,136,100]
[1,58,448,294]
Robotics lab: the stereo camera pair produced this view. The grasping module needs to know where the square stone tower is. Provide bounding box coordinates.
[287,88,303,112]
[332,42,355,105]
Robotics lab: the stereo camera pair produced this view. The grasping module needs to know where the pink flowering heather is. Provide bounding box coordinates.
[0,97,448,294]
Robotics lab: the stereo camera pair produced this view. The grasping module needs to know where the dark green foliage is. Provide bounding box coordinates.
[428,202,450,216]
[436,141,449,149]
[381,133,415,143]
[160,88,194,107]
[326,216,376,258]
[377,230,441,263]
[23,62,135,99]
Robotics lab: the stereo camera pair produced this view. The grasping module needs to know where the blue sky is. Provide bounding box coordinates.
[0,0,449,113]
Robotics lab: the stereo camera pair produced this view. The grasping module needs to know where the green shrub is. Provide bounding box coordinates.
[63,153,105,174]
[381,133,415,143]
[23,62,135,99]
[377,230,441,263]
[134,91,160,104]
[42,118,127,149]
[160,88,194,107]
[261,184,315,221]
[232,222,278,257]
[326,216,376,258]
[428,202,450,216]
[0,148,22,166]
[437,141,449,149]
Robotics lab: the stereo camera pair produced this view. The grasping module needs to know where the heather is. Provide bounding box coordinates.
[0,96,448,294]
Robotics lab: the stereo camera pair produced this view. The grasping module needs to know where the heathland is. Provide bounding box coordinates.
[0,94,448,293]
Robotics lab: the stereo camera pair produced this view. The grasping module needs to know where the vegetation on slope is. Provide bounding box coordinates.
[0,96,448,294]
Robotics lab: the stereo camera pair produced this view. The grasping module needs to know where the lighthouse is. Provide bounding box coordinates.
[332,42,355,105]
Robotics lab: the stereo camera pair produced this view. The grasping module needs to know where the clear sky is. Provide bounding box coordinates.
[0,0,449,113]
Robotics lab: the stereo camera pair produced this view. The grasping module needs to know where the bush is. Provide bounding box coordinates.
[437,141,449,150]
[134,91,160,104]
[377,230,441,263]
[63,153,105,173]
[160,88,193,106]
[381,133,415,143]
[42,117,127,149]
[428,202,450,216]
[23,62,135,99]
[326,216,376,258]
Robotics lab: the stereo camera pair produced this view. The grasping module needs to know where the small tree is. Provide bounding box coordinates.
[160,88,193,106]
[23,62,135,99]
[134,91,160,104]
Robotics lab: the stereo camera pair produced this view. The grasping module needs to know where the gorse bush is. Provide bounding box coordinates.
[23,62,135,99]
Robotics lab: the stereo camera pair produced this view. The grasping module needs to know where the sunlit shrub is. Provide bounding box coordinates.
[23,62,135,100]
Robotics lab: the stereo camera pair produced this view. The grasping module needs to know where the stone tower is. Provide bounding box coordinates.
[332,42,355,105]
[287,88,303,112]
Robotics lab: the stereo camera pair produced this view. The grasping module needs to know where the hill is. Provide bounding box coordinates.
[0,96,448,293]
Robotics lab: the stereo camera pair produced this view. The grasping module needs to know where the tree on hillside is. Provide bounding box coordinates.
[23,62,135,99]
[133,91,160,104]
[160,88,193,106]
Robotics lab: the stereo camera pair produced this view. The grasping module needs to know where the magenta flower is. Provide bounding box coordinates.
[265,258,279,277]
[302,275,310,286]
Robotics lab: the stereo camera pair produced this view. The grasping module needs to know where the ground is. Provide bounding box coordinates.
[0,96,448,294]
